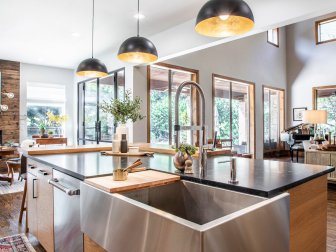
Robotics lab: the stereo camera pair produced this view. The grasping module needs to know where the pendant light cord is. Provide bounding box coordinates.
[91,0,95,58]
[137,0,140,37]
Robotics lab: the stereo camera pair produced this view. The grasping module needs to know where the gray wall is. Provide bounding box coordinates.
[286,12,336,126]
[135,30,287,159]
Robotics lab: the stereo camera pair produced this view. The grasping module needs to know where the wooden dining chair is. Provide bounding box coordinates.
[6,159,21,185]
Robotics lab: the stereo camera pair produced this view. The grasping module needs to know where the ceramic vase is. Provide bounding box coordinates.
[173,151,193,172]
[116,124,129,141]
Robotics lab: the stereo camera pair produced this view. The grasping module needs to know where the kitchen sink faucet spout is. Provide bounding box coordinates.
[174,81,207,177]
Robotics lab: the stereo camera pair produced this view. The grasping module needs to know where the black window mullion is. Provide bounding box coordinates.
[229,82,233,143]
[83,83,86,144]
[113,73,118,134]
[96,78,100,144]
[268,89,272,149]
[168,70,172,145]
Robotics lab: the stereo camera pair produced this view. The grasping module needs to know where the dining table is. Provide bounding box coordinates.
[0,146,16,159]
[0,146,16,183]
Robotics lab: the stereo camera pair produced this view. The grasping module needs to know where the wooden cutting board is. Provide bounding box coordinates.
[85,170,180,193]
[24,145,113,155]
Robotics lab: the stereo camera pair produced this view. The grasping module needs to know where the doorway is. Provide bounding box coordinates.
[77,69,125,144]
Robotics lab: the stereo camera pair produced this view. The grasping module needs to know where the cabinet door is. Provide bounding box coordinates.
[330,154,336,182]
[37,166,54,252]
[27,172,38,238]
[306,152,330,165]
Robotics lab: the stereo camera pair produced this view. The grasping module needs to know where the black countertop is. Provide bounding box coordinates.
[25,152,335,198]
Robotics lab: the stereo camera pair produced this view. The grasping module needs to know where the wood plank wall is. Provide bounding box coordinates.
[0,60,20,144]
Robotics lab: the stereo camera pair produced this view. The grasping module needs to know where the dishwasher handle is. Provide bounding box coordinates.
[48,178,80,196]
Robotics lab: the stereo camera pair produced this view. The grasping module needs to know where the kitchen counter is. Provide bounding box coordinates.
[25,152,334,197]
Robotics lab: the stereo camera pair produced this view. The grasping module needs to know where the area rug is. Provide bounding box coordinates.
[0,173,24,195]
[0,234,36,252]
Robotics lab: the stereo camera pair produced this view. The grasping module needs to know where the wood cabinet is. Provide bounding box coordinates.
[27,171,38,238]
[305,151,336,182]
[27,160,54,252]
[288,175,328,252]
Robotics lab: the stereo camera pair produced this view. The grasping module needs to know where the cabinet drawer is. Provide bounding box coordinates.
[27,160,39,176]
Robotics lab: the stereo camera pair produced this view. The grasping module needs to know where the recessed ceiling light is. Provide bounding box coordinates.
[134,13,145,19]
[71,32,81,37]
[38,58,44,62]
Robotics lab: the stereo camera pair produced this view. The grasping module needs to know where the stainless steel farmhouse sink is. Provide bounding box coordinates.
[81,180,289,252]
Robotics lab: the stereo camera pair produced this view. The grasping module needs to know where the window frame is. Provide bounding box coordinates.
[267,28,280,47]
[26,82,67,138]
[212,74,256,156]
[147,63,199,144]
[315,16,336,45]
[262,85,285,158]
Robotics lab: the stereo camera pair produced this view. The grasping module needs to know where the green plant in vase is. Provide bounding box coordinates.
[48,130,54,138]
[35,118,48,136]
[100,90,145,141]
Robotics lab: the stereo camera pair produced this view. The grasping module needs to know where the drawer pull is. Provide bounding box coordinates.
[38,170,48,176]
[33,179,38,198]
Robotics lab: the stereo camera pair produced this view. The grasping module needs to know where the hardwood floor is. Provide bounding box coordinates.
[0,192,45,252]
[0,185,335,251]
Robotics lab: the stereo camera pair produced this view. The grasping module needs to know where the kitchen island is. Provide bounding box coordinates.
[24,151,334,252]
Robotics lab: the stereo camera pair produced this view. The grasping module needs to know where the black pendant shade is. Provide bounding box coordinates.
[76,58,108,77]
[195,0,254,37]
[118,36,158,63]
[76,0,108,77]
[117,0,158,63]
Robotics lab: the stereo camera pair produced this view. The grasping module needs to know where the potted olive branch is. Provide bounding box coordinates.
[100,90,145,140]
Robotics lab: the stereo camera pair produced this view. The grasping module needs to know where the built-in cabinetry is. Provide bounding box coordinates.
[305,150,336,182]
[27,160,54,252]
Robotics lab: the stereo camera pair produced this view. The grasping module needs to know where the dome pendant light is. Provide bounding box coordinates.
[76,0,108,77]
[117,0,158,63]
[195,0,255,38]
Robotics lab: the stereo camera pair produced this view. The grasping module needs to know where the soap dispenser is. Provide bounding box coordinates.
[112,135,120,153]
[120,134,128,153]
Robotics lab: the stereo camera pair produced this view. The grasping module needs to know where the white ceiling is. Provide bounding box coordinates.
[0,0,336,70]
[0,0,206,69]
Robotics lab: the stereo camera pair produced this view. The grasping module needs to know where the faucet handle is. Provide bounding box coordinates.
[229,157,238,184]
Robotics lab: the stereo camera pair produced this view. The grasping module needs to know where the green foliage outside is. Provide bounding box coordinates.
[150,90,191,144]
[317,95,336,133]
[214,97,245,146]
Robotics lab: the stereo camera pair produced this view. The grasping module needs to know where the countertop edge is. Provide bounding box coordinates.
[24,153,335,197]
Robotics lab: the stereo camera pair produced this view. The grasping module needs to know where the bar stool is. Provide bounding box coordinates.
[6,159,21,185]
[19,173,27,226]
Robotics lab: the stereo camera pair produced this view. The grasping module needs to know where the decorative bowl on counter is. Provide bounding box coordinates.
[173,151,192,172]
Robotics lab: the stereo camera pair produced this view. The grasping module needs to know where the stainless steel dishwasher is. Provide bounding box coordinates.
[49,170,83,252]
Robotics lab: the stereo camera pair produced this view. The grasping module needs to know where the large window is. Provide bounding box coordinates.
[213,75,255,155]
[77,69,125,144]
[313,86,336,133]
[316,16,336,44]
[27,82,66,138]
[148,64,198,145]
[263,86,285,156]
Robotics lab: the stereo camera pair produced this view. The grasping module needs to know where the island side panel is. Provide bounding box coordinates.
[288,175,328,252]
